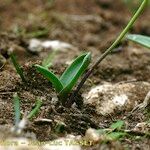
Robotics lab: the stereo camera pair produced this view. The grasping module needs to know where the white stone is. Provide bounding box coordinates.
[83,82,150,116]
[28,39,73,52]
[28,38,42,52]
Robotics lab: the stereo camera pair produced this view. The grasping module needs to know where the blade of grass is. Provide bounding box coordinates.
[26,29,49,38]
[27,99,42,119]
[42,50,57,68]
[10,53,26,83]
[110,120,125,130]
[13,93,21,127]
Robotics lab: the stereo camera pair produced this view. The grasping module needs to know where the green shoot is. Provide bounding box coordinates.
[13,93,21,127]
[110,120,125,130]
[10,53,26,83]
[27,99,42,119]
[96,121,126,142]
[126,34,150,49]
[70,0,148,102]
[13,94,42,123]
[105,132,126,141]
[42,51,57,68]
[35,52,91,103]
[12,95,42,134]
[26,29,49,38]
[95,119,150,142]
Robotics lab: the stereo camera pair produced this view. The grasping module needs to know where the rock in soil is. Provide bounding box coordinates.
[83,82,150,116]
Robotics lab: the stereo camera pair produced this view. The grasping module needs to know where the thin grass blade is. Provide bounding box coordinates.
[27,99,42,119]
[10,53,26,82]
[13,93,21,127]
[42,51,57,68]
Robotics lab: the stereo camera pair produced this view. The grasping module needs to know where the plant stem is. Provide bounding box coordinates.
[69,0,148,104]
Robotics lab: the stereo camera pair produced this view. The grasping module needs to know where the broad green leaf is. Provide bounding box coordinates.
[126,34,150,49]
[35,65,63,92]
[59,52,91,99]
[110,120,125,130]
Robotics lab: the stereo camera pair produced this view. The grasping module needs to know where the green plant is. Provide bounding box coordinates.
[42,51,57,68]
[110,120,125,130]
[13,93,21,127]
[126,34,150,49]
[10,52,26,83]
[95,120,150,142]
[96,120,126,142]
[27,98,42,119]
[13,93,42,133]
[13,93,42,122]
[70,0,148,105]
[35,52,91,103]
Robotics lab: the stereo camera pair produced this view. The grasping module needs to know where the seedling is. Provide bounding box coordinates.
[95,120,126,142]
[13,93,42,134]
[126,34,150,49]
[95,120,150,142]
[70,0,148,104]
[35,52,91,103]
[10,52,26,83]
[27,98,42,119]
[34,0,147,106]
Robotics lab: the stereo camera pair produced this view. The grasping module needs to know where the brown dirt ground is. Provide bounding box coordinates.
[0,0,150,149]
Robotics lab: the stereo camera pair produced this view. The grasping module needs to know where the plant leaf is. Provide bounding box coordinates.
[35,65,63,92]
[13,93,21,127]
[10,53,26,82]
[106,132,126,141]
[126,34,150,49]
[59,52,91,99]
[27,98,42,119]
[42,51,57,68]
[110,120,125,130]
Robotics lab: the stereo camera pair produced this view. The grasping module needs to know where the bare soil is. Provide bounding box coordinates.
[0,0,150,149]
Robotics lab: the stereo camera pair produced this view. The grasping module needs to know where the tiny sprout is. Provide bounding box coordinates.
[35,52,91,103]
[12,93,42,134]
[27,99,42,119]
[10,52,26,83]
[42,51,57,68]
